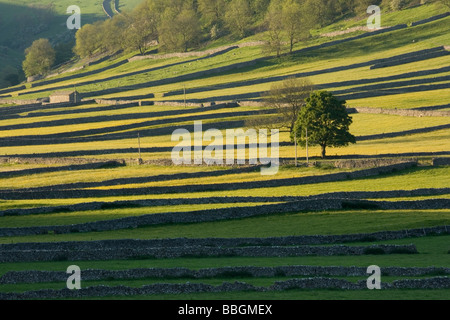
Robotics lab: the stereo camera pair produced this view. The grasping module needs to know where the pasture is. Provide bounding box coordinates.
[0,2,449,300]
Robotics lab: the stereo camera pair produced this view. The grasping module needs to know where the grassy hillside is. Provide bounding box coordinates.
[0,0,142,87]
[0,3,448,301]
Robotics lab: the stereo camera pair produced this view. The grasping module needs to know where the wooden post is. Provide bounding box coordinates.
[306,127,309,165]
[138,133,142,164]
[184,85,187,108]
[294,129,298,167]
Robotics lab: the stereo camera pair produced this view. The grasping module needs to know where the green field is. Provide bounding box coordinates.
[0,1,449,301]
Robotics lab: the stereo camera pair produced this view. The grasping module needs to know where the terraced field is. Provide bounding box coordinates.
[0,3,449,301]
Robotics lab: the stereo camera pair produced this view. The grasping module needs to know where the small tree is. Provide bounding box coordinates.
[282,0,308,53]
[263,77,315,134]
[198,0,226,29]
[102,14,130,54]
[158,6,201,52]
[123,7,157,54]
[390,0,405,11]
[264,0,284,57]
[22,39,55,77]
[224,0,253,38]
[294,91,356,159]
[74,23,102,58]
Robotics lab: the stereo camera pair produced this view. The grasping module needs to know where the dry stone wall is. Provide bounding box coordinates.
[0,266,450,284]
[1,226,447,252]
[0,160,125,179]
[411,12,450,26]
[0,197,446,237]
[1,188,448,218]
[0,244,418,263]
[129,46,239,62]
[433,158,450,166]
[348,107,450,117]
[0,86,26,95]
[0,99,41,105]
[0,277,448,300]
[0,226,450,253]
[370,47,449,69]
[2,266,448,285]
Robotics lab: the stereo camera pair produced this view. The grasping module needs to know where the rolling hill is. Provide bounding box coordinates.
[0,1,449,301]
[0,0,142,88]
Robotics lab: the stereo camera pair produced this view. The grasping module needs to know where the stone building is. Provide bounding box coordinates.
[49,91,81,104]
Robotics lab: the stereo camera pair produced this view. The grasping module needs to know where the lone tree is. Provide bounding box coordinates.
[293,91,356,159]
[262,77,315,134]
[22,39,55,78]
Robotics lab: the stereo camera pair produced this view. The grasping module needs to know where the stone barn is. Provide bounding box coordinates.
[49,91,81,104]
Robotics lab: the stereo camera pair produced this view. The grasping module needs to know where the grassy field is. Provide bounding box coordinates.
[0,2,449,301]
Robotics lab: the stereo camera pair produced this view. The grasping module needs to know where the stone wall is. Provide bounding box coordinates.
[0,161,418,199]
[81,59,259,98]
[0,197,444,236]
[0,99,42,106]
[29,60,128,89]
[0,277,448,300]
[433,158,450,166]
[347,107,450,117]
[129,46,239,62]
[153,101,239,108]
[94,99,140,106]
[411,12,450,26]
[1,188,448,218]
[0,244,418,263]
[2,226,447,252]
[370,47,449,69]
[0,159,125,179]
[2,265,447,284]
[356,124,450,142]
[288,24,407,58]
[0,188,447,233]
[0,85,26,96]
[333,159,418,169]
[0,157,124,166]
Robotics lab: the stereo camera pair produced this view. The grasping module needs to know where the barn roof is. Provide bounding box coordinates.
[50,90,79,96]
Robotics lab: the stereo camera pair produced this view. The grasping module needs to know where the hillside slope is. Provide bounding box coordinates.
[0,0,141,88]
[0,3,448,302]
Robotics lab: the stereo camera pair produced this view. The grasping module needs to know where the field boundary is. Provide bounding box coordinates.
[2,265,448,284]
[0,277,448,300]
[1,226,448,251]
[0,199,448,236]
[0,244,418,263]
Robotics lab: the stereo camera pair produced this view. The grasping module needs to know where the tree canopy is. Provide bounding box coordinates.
[73,0,399,59]
[263,77,315,134]
[52,0,439,62]
[22,39,55,78]
[293,91,356,158]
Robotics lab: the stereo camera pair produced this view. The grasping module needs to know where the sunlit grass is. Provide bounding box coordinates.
[0,208,448,245]
[0,202,279,228]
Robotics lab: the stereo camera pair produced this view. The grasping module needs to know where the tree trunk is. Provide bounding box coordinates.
[321,145,327,159]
